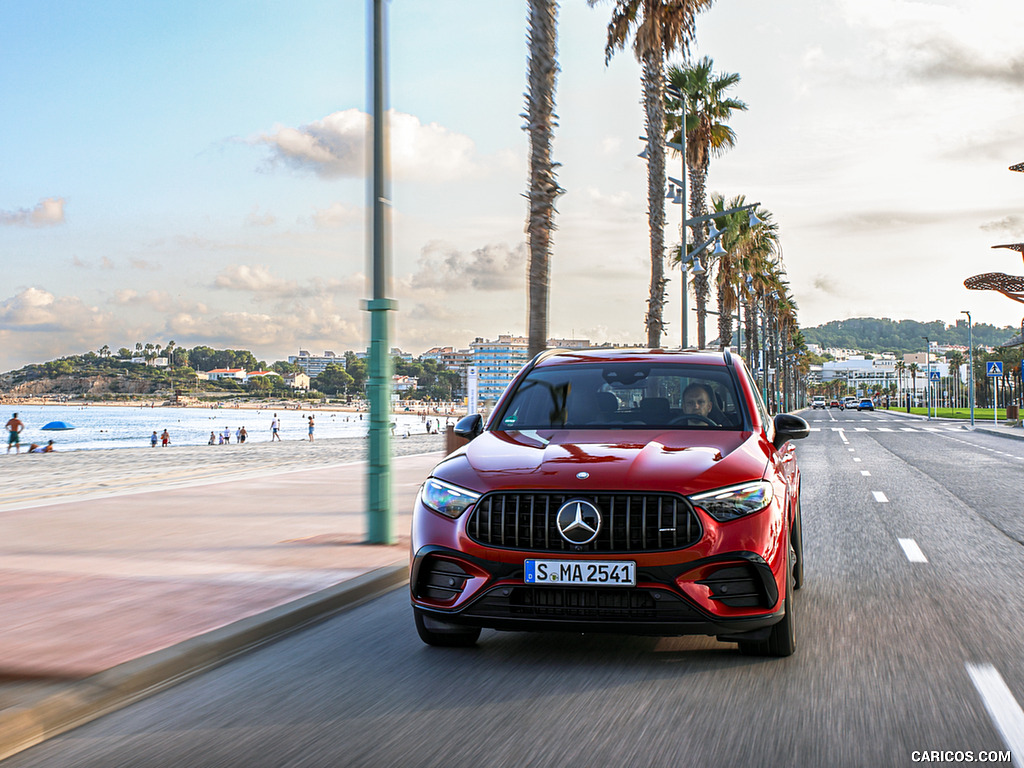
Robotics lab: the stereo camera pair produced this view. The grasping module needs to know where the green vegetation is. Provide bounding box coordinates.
[802,317,1018,354]
[879,407,1014,421]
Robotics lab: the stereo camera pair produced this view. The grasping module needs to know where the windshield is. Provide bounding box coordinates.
[496,363,745,431]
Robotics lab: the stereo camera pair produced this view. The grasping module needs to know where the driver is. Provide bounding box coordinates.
[682,383,719,425]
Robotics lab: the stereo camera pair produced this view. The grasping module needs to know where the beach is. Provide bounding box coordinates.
[0,432,446,511]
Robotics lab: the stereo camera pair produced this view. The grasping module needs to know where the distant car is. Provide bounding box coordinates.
[812,397,826,409]
[829,400,842,409]
[857,399,874,411]
[843,397,858,410]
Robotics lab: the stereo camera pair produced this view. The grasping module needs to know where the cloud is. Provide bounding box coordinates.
[0,287,111,333]
[212,264,359,300]
[109,290,173,311]
[130,258,161,271]
[166,303,361,351]
[981,215,1024,238]
[246,206,277,227]
[409,241,526,292]
[907,35,1024,85]
[312,202,362,229]
[255,108,492,182]
[812,275,841,296]
[0,198,66,227]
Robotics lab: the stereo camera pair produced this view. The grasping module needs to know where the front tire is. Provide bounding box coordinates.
[738,544,796,658]
[414,608,481,647]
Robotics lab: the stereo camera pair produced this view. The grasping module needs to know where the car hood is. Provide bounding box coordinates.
[433,429,770,496]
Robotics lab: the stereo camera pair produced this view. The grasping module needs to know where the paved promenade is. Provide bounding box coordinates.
[0,434,444,760]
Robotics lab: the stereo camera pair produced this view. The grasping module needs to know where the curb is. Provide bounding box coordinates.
[973,425,1024,442]
[0,562,409,762]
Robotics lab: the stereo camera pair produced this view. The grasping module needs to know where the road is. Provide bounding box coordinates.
[5,411,1024,768]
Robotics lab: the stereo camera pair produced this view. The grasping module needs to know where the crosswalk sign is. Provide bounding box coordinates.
[987,361,1003,377]
[928,370,941,381]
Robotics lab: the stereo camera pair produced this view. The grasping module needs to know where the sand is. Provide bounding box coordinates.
[0,432,447,511]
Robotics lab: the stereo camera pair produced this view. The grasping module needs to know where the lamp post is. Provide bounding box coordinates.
[962,310,974,426]
[922,336,931,418]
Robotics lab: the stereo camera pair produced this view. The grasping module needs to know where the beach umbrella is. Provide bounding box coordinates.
[41,421,75,431]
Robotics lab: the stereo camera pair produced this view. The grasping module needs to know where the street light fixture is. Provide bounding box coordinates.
[962,310,974,427]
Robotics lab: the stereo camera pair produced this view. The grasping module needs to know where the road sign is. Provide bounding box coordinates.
[928,370,941,381]
[986,361,1003,377]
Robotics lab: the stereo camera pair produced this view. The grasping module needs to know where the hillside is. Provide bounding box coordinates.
[801,317,1018,355]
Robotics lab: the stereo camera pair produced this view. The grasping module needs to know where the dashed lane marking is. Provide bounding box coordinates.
[861,470,871,476]
[853,458,862,462]
[873,491,889,503]
[898,538,928,563]
[966,663,1024,766]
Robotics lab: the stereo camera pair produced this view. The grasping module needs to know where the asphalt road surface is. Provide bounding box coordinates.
[6,411,1024,768]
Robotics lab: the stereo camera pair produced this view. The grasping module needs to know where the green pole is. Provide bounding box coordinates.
[366,0,396,544]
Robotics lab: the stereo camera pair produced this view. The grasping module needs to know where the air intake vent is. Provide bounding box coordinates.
[415,559,471,602]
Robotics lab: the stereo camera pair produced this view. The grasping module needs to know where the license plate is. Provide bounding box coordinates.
[524,559,636,587]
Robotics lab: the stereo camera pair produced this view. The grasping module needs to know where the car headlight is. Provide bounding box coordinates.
[420,478,481,519]
[689,481,774,522]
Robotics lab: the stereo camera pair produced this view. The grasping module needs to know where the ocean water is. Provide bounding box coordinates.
[1,405,451,453]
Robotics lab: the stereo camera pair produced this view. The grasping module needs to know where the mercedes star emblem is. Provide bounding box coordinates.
[555,499,602,545]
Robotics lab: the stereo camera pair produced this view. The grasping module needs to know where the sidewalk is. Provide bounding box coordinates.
[0,448,442,761]
[878,408,1024,441]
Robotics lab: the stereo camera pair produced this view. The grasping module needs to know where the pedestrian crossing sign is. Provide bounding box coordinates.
[928,370,941,381]
[987,361,1003,377]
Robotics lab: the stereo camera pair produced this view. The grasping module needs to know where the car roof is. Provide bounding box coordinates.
[533,348,731,368]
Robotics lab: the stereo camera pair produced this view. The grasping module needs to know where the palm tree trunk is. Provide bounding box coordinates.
[688,163,709,348]
[717,280,732,351]
[642,50,667,348]
[525,0,560,359]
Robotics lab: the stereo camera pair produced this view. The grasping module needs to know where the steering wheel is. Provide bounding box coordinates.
[670,413,718,427]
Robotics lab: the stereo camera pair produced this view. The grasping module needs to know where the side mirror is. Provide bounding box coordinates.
[773,413,809,449]
[454,413,483,441]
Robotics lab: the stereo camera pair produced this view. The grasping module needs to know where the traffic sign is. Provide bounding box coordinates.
[928,370,940,381]
[987,361,1003,377]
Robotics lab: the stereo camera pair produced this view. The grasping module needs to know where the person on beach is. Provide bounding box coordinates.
[151,431,159,448]
[235,427,242,444]
[6,413,24,454]
[239,426,247,444]
[307,415,314,442]
[209,431,216,445]
[223,426,231,444]
[160,429,170,447]
[271,414,281,441]
[27,440,54,454]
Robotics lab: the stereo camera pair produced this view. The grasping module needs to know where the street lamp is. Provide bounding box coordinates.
[961,310,974,426]
[922,336,931,418]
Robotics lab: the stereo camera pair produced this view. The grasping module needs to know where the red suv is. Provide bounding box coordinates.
[410,349,809,656]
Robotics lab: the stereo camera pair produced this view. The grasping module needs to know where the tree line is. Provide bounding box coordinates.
[801,318,1019,355]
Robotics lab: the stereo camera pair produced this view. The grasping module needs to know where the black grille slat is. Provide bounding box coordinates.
[467,492,701,553]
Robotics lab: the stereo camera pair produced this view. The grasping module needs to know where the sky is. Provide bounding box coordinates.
[2,0,1024,372]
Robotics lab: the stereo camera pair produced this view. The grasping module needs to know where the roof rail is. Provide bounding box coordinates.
[723,348,733,366]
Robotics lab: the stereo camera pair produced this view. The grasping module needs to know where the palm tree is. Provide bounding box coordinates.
[947,351,964,408]
[710,195,779,353]
[665,57,746,349]
[165,340,177,369]
[589,0,714,348]
[895,359,906,408]
[909,363,920,409]
[525,0,562,359]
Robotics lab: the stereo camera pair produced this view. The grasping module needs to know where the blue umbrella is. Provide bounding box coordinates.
[41,421,75,431]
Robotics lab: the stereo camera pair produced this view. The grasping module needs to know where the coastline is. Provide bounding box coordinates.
[0,432,446,511]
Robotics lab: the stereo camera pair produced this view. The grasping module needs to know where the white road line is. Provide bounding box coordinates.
[810,428,821,432]
[900,428,918,432]
[877,427,894,432]
[861,470,871,476]
[873,491,889,503]
[853,457,862,462]
[966,663,1024,766]
[923,427,940,432]
[848,448,855,452]
[898,538,927,562]
[855,428,868,432]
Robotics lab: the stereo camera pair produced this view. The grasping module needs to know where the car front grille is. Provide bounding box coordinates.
[467,492,702,553]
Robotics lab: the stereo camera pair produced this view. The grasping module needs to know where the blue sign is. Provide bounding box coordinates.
[987,361,1003,377]
[928,370,941,381]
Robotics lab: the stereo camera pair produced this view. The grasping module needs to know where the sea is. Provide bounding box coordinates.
[1,405,448,453]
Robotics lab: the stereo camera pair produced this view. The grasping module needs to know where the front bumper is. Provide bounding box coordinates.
[411,545,785,638]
